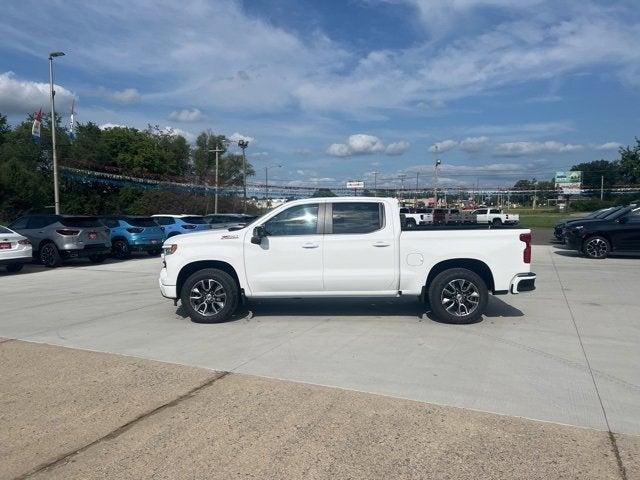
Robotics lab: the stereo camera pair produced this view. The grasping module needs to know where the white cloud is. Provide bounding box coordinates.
[385,140,411,156]
[109,88,140,103]
[429,140,458,153]
[161,126,196,143]
[168,108,203,122]
[99,123,127,130]
[459,136,489,152]
[494,141,583,156]
[326,134,386,157]
[595,142,621,151]
[228,132,255,145]
[0,71,74,116]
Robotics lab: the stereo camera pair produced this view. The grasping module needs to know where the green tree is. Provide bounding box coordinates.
[570,159,621,190]
[618,138,640,184]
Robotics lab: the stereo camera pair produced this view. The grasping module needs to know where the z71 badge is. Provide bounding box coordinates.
[221,234,239,240]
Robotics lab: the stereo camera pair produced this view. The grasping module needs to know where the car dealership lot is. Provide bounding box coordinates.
[1,244,639,437]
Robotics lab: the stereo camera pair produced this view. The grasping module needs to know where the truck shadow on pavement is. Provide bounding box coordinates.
[175,295,524,325]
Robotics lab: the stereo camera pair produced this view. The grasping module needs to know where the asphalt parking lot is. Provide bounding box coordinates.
[1,240,639,478]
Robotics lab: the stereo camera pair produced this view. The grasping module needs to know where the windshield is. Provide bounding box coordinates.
[60,217,102,228]
[602,207,625,219]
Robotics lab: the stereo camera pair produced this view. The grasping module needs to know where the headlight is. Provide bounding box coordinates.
[162,244,178,255]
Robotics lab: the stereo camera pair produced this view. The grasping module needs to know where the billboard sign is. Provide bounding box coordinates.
[555,171,582,195]
[346,181,365,189]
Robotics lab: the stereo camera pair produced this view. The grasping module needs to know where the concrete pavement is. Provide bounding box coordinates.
[0,244,639,438]
[1,340,637,480]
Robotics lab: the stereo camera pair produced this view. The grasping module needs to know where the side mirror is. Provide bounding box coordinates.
[251,226,266,244]
[618,216,629,224]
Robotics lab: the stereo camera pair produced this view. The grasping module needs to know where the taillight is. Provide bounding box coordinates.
[56,229,80,236]
[520,233,532,264]
[18,239,31,245]
[126,227,145,233]
[182,224,196,229]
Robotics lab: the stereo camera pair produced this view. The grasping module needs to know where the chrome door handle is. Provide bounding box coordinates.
[302,243,319,249]
[373,242,390,247]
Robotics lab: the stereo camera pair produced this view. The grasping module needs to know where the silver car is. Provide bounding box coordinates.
[8,215,111,268]
[0,226,32,272]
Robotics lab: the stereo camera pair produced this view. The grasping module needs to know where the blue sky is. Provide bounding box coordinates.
[1,0,639,189]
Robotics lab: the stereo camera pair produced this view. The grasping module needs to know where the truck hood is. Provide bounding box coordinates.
[163,228,247,247]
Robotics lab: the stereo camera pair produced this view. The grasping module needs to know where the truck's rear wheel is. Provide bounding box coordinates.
[491,218,502,227]
[180,268,239,323]
[406,218,416,229]
[428,268,488,324]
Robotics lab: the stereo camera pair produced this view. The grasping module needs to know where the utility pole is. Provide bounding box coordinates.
[414,172,419,207]
[398,174,406,203]
[49,51,65,214]
[372,170,379,197]
[237,139,249,213]
[600,175,604,200]
[433,146,441,206]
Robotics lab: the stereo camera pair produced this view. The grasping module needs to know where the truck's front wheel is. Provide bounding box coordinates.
[428,268,488,324]
[181,268,239,323]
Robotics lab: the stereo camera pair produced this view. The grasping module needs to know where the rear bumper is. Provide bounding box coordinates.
[510,272,536,294]
[61,245,111,258]
[0,256,32,266]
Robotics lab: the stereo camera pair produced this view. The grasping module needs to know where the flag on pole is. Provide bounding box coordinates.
[69,98,76,141]
[31,109,42,144]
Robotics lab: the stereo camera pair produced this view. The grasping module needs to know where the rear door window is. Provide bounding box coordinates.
[125,217,158,227]
[331,202,383,234]
[101,219,120,228]
[155,216,175,225]
[181,216,208,224]
[490,209,501,214]
[27,216,56,229]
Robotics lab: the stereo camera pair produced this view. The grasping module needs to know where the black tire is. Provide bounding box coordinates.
[428,268,488,324]
[88,254,105,263]
[491,218,502,227]
[148,248,162,256]
[583,235,610,259]
[406,219,417,229]
[180,268,239,324]
[167,232,180,238]
[39,242,62,268]
[112,239,131,259]
[6,263,24,273]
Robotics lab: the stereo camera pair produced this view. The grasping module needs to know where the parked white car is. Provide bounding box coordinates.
[474,208,520,226]
[159,197,535,325]
[0,225,32,272]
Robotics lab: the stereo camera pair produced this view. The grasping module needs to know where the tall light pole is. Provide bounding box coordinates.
[207,137,226,214]
[237,139,249,213]
[371,170,379,197]
[433,146,442,206]
[49,51,65,214]
[414,172,420,207]
[265,164,281,209]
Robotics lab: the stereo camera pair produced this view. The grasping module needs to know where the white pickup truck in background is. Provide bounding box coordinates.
[474,208,520,226]
[159,197,535,325]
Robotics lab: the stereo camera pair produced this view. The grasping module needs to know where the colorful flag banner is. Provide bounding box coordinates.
[69,98,76,141]
[31,109,42,144]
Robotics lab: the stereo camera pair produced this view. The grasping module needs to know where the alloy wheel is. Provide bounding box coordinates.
[189,279,226,316]
[586,238,608,258]
[441,279,480,317]
[40,244,56,266]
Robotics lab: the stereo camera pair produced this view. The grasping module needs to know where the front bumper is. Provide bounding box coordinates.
[510,272,536,294]
[159,268,177,299]
[130,240,163,252]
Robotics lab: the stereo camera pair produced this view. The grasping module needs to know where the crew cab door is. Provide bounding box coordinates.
[322,201,399,293]
[611,209,640,251]
[244,203,324,294]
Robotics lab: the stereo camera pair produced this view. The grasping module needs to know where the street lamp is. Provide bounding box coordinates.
[265,164,282,209]
[237,139,249,213]
[207,137,228,214]
[49,51,65,214]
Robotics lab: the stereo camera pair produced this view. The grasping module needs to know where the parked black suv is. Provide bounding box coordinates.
[553,207,618,242]
[564,205,640,258]
[8,215,111,267]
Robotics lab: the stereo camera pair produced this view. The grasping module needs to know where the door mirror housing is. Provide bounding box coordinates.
[251,225,266,244]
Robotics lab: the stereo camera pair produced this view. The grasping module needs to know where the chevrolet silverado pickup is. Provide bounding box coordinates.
[159,197,536,324]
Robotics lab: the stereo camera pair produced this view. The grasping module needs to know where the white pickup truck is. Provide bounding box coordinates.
[474,208,520,226]
[159,197,535,325]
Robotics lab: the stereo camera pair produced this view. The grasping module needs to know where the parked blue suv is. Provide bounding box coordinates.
[151,215,211,239]
[99,216,165,259]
